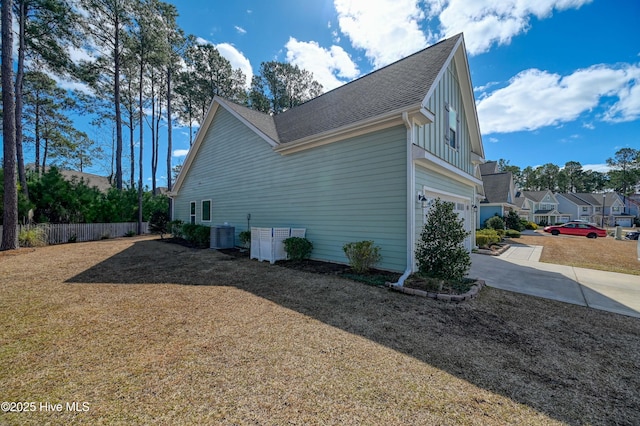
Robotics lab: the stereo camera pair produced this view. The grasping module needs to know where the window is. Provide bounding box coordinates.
[444,103,459,149]
[202,200,211,222]
[190,201,196,224]
[612,206,620,212]
[582,206,588,212]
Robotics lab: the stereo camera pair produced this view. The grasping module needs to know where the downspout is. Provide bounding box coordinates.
[390,112,416,287]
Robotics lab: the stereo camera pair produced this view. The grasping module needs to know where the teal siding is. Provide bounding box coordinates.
[415,60,473,175]
[175,107,408,271]
[479,206,503,225]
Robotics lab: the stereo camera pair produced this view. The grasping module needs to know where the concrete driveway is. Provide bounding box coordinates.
[469,245,640,319]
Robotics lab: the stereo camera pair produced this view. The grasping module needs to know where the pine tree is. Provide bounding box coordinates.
[415,198,470,282]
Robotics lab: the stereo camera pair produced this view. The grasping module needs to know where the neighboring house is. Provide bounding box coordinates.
[478,161,519,225]
[59,170,112,193]
[518,191,569,225]
[557,192,634,227]
[169,34,485,273]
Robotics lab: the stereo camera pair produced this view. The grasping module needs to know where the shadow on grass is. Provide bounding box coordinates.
[66,239,640,425]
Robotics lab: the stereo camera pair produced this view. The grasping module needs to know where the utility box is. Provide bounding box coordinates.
[210,225,235,249]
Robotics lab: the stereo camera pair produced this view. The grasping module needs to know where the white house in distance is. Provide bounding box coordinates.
[169,34,485,274]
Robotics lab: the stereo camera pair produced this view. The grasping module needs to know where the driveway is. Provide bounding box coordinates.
[470,245,640,318]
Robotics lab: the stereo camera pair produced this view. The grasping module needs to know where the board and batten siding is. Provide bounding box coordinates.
[174,106,408,271]
[414,60,474,176]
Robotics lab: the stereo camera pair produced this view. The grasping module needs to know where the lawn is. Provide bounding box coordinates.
[515,230,640,275]
[1,236,639,425]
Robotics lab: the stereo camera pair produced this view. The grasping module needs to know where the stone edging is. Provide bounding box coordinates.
[475,243,511,256]
[385,279,486,302]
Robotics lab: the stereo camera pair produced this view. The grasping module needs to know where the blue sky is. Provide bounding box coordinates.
[12,0,640,185]
[169,0,639,177]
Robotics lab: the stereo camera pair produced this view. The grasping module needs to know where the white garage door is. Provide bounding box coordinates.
[422,190,472,251]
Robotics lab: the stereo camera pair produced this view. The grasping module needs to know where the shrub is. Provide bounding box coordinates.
[343,240,381,273]
[169,220,184,238]
[475,229,501,248]
[505,211,524,231]
[182,223,210,248]
[149,210,170,239]
[415,199,470,282]
[484,215,505,231]
[18,226,48,247]
[239,230,251,249]
[505,229,521,238]
[123,230,136,237]
[68,233,78,243]
[525,222,538,230]
[283,237,313,261]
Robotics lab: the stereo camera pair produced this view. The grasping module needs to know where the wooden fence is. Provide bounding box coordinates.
[0,222,148,246]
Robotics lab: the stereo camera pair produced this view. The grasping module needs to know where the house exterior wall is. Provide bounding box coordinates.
[479,205,503,225]
[556,196,580,220]
[174,107,408,271]
[414,60,474,176]
[414,165,476,251]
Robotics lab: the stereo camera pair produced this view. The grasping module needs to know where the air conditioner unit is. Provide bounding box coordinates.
[210,225,235,249]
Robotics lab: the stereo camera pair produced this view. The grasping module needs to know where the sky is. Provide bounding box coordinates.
[10,0,640,186]
[168,0,639,176]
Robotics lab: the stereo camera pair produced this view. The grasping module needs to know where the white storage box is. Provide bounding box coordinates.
[250,227,307,264]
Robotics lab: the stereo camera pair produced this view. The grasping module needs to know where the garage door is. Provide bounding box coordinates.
[422,190,472,251]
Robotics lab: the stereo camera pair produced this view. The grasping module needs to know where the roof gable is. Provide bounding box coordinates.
[481,172,513,204]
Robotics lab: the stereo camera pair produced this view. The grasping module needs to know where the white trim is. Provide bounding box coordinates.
[189,201,196,224]
[412,144,483,187]
[201,199,212,222]
[273,106,422,155]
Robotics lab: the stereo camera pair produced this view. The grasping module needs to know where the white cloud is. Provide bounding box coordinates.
[582,163,611,173]
[214,42,253,89]
[430,0,593,55]
[234,25,246,35]
[173,149,189,157]
[476,64,640,134]
[285,37,360,91]
[334,0,430,68]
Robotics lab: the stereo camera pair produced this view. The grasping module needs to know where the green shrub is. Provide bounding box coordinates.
[416,199,470,282]
[484,215,505,231]
[475,229,501,248]
[343,240,381,273]
[525,221,538,230]
[182,223,210,248]
[123,230,136,237]
[239,230,251,248]
[18,226,48,247]
[283,237,313,261]
[505,229,521,238]
[149,210,170,238]
[504,211,524,231]
[169,220,184,238]
[68,233,78,243]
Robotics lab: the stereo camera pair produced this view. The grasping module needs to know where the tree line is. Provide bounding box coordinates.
[494,148,640,195]
[1,0,324,250]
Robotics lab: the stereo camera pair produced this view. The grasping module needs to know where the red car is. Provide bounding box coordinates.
[543,223,607,238]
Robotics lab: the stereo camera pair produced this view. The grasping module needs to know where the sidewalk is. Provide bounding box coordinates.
[469,245,640,319]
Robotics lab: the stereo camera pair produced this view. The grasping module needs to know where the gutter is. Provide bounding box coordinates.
[389,112,416,287]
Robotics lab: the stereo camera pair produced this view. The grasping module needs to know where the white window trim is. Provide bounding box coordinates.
[201,199,212,222]
[189,201,196,224]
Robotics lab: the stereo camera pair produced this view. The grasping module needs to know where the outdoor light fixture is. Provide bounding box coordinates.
[472,205,478,212]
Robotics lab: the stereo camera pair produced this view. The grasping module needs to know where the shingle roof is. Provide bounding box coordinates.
[521,191,550,203]
[213,34,462,145]
[217,98,280,142]
[479,161,499,176]
[559,193,591,206]
[274,35,461,143]
[481,173,512,204]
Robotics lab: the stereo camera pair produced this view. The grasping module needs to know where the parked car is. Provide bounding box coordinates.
[625,231,640,240]
[543,223,607,238]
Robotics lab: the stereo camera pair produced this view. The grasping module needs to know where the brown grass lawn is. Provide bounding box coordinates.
[1,236,639,425]
[516,231,640,275]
